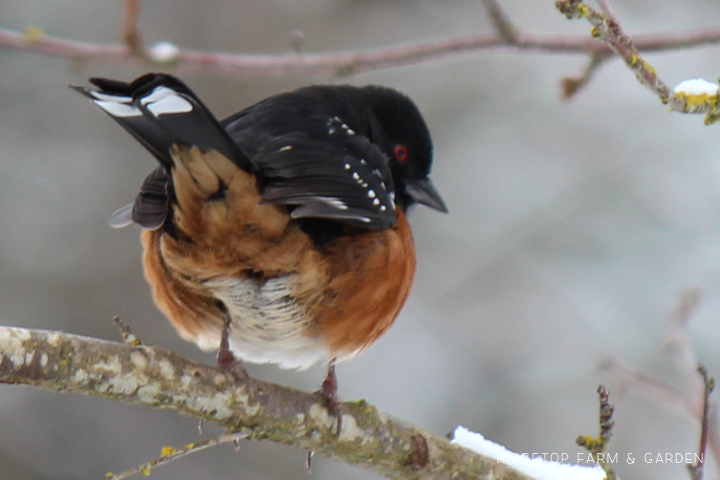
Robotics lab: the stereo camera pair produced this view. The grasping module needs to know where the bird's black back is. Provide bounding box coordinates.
[75,74,438,233]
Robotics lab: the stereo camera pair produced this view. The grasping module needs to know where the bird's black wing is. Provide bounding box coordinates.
[77,76,397,229]
[255,130,397,229]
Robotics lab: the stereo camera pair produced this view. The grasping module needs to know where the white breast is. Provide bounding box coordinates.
[203,276,331,370]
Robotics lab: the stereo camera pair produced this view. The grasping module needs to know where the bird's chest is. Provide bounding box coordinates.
[203,275,324,370]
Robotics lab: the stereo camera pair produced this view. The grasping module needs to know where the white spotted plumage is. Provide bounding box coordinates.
[327,116,356,136]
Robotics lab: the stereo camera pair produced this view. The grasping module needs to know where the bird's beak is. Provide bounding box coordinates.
[405,178,448,212]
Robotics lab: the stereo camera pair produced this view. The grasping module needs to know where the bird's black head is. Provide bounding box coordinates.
[361,86,447,214]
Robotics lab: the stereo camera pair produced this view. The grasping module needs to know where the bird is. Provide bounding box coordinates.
[73,73,446,417]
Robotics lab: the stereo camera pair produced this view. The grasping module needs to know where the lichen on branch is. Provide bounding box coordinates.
[0,325,531,480]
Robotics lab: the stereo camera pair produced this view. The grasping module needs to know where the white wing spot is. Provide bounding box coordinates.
[344,163,351,170]
[94,100,141,118]
[146,95,193,116]
[380,205,387,212]
[373,198,380,206]
[320,197,348,210]
[139,86,174,105]
[352,173,360,180]
[367,189,376,199]
[279,145,293,152]
[89,92,132,103]
[327,116,356,136]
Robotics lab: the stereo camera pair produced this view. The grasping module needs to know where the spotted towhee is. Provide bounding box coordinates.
[74,73,446,410]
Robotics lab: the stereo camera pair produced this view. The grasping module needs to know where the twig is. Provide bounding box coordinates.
[561,51,612,98]
[555,0,720,121]
[556,0,672,103]
[602,289,720,476]
[597,385,615,447]
[481,0,519,43]
[664,288,703,380]
[113,316,142,346]
[596,0,618,21]
[0,325,531,480]
[122,0,146,59]
[601,357,698,415]
[670,288,703,330]
[576,385,617,480]
[108,432,248,480]
[2,19,720,78]
[688,365,716,480]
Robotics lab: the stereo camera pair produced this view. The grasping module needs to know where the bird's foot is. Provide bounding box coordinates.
[315,360,342,438]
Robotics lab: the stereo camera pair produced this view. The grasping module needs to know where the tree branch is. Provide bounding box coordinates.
[601,288,720,476]
[0,325,531,480]
[2,20,720,78]
[556,0,720,121]
[122,0,147,60]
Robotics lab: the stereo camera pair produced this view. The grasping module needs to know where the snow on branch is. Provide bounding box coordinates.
[556,0,720,122]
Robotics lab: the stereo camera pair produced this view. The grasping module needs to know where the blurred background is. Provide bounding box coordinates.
[1,0,720,479]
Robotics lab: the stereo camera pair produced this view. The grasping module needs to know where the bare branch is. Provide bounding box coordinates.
[480,0,519,43]
[109,432,248,480]
[556,0,720,121]
[561,51,612,98]
[2,20,720,78]
[0,325,531,480]
[556,0,673,103]
[122,0,146,59]
[576,385,617,480]
[602,289,720,476]
[601,357,700,416]
[688,365,716,480]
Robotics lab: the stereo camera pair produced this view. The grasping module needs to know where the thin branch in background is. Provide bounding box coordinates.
[597,385,615,447]
[601,289,720,476]
[664,287,704,379]
[688,365,716,480]
[480,0,519,43]
[122,0,146,59]
[113,316,142,346]
[555,0,720,122]
[671,287,703,330]
[601,357,697,414]
[2,1,720,81]
[561,51,612,98]
[576,385,617,480]
[596,0,618,21]
[556,0,672,103]
[108,432,249,480]
[288,30,305,53]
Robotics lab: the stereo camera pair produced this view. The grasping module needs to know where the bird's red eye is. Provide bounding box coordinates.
[394,144,409,163]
